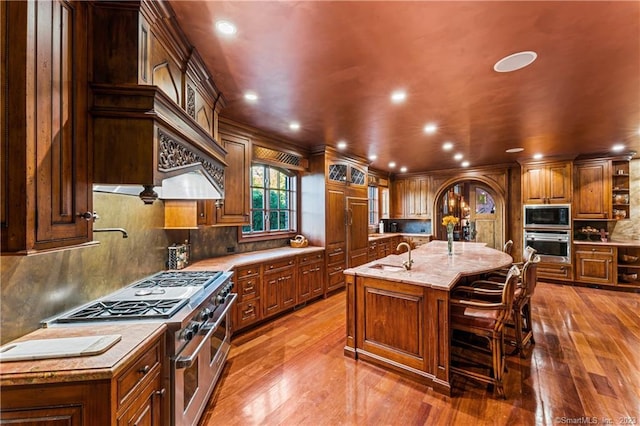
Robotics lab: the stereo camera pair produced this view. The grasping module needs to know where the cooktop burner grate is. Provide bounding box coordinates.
[132,271,223,289]
[56,298,189,322]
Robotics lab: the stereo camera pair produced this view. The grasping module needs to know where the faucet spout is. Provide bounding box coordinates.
[93,228,129,238]
[396,242,413,270]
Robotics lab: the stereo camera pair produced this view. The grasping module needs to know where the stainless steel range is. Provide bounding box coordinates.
[43,270,236,426]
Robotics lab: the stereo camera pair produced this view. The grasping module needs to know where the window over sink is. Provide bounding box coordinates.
[241,164,297,239]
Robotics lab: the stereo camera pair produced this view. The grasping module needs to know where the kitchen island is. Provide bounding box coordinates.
[343,240,512,396]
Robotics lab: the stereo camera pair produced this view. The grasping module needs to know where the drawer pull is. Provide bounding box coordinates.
[334,266,342,271]
[244,283,254,292]
[155,388,166,397]
[139,365,151,374]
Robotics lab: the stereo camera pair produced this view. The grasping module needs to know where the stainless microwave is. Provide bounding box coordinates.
[523,204,571,229]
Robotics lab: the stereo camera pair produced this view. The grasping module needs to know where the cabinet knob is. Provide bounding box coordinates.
[155,388,166,397]
[139,365,151,374]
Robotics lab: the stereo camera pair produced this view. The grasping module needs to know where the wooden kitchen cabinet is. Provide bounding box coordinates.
[347,197,370,268]
[537,262,573,282]
[521,160,572,204]
[298,252,325,303]
[0,327,167,426]
[575,244,616,285]
[263,257,296,317]
[391,175,430,219]
[1,0,93,254]
[233,264,262,330]
[301,148,368,295]
[574,159,612,219]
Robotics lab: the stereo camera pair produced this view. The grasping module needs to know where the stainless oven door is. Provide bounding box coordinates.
[172,293,237,426]
[524,231,571,264]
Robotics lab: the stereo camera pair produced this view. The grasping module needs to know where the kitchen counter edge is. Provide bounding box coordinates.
[185,246,325,272]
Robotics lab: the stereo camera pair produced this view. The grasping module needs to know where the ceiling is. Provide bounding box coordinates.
[169,1,640,173]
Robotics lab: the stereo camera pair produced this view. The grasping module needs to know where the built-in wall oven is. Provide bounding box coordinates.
[524,229,571,264]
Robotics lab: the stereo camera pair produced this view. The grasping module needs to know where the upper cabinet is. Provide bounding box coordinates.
[574,157,630,220]
[1,1,93,253]
[391,175,431,219]
[521,160,572,204]
[573,159,612,219]
[326,156,368,197]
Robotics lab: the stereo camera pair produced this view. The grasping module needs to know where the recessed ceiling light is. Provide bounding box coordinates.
[506,147,524,153]
[423,123,438,134]
[612,144,625,152]
[289,122,300,131]
[442,142,453,151]
[337,141,347,150]
[533,153,543,160]
[494,51,537,73]
[454,153,463,161]
[461,161,470,168]
[388,162,396,168]
[244,92,258,102]
[391,90,406,103]
[215,20,237,36]
[369,154,377,161]
[400,166,407,173]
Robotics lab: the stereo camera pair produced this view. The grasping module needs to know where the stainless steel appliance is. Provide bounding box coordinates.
[43,270,236,426]
[523,204,571,229]
[524,229,571,264]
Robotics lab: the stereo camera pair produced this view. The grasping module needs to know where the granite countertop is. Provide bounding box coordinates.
[185,246,325,272]
[344,240,512,290]
[368,233,432,241]
[0,323,166,386]
[573,239,640,248]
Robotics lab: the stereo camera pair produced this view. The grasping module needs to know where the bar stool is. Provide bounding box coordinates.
[450,265,520,398]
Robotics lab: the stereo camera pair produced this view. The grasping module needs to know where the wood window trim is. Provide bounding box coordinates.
[237,229,298,244]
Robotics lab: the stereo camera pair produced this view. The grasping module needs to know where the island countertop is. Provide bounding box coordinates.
[344,240,512,290]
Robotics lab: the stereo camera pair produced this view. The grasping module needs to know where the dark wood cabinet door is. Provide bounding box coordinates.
[547,162,572,203]
[522,164,547,204]
[326,187,346,246]
[298,264,313,302]
[216,134,251,225]
[310,263,325,297]
[347,197,369,268]
[391,179,406,218]
[263,274,280,317]
[281,270,296,309]
[574,160,611,219]
[2,0,91,253]
[117,371,164,426]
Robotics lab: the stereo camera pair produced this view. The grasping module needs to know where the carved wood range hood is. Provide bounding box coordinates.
[90,0,227,204]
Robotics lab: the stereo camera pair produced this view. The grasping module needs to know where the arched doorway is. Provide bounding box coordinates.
[433,179,505,250]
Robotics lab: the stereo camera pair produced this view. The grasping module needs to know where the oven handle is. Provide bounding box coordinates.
[175,293,237,370]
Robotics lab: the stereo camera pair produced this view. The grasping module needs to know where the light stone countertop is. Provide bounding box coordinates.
[344,240,512,290]
[0,323,166,386]
[573,239,640,248]
[368,232,432,241]
[185,246,325,272]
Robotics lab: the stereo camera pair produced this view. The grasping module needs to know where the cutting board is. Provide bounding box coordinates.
[0,334,122,362]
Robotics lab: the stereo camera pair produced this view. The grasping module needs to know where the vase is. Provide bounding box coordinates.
[447,224,454,255]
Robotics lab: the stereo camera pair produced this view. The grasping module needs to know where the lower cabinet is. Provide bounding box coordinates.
[0,331,166,426]
[232,250,326,333]
[263,258,296,317]
[326,244,347,293]
[575,245,616,285]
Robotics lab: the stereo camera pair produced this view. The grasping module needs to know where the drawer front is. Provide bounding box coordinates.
[237,276,260,302]
[236,299,262,330]
[298,251,324,265]
[538,263,573,281]
[236,264,260,279]
[327,244,346,264]
[576,245,615,256]
[327,261,346,290]
[116,339,162,409]
[264,257,296,272]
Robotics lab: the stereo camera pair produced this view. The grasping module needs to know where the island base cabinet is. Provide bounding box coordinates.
[346,275,450,396]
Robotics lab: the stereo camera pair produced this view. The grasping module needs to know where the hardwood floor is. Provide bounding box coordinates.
[199,283,640,425]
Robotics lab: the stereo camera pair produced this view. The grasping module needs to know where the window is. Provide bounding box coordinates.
[242,164,297,237]
[368,186,379,225]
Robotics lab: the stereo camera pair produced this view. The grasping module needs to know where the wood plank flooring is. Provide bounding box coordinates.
[198,283,640,425]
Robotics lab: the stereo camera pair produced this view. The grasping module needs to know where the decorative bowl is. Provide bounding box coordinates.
[620,254,639,263]
[621,273,638,282]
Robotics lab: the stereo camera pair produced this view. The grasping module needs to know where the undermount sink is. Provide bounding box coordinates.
[368,263,406,272]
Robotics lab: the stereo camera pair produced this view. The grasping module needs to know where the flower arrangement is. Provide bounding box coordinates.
[442,215,459,227]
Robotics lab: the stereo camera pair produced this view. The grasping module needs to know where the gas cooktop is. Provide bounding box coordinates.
[132,271,222,288]
[55,299,188,322]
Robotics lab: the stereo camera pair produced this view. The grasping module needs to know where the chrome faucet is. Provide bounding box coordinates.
[93,228,129,238]
[396,242,413,270]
